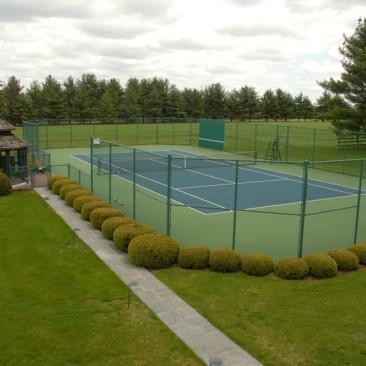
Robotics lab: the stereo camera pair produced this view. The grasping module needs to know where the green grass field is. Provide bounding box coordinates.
[0,192,204,366]
[19,119,366,177]
[2,191,366,366]
[155,266,366,366]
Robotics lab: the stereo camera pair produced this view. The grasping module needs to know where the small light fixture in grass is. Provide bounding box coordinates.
[127,280,138,308]
[72,227,80,246]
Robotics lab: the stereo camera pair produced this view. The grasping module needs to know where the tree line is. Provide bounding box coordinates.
[0,74,316,125]
[1,17,365,133]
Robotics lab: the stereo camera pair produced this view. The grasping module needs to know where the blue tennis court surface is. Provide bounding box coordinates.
[74,150,363,214]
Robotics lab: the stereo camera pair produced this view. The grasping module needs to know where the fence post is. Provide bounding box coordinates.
[132,149,136,220]
[354,159,364,244]
[166,155,172,236]
[232,160,239,250]
[90,137,94,193]
[108,143,112,204]
[298,160,309,257]
[285,125,290,161]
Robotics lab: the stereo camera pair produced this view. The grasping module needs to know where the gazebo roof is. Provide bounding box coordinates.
[0,119,16,131]
[0,119,30,150]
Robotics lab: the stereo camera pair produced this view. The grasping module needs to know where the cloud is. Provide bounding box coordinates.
[0,0,363,103]
[78,21,151,40]
[0,0,92,21]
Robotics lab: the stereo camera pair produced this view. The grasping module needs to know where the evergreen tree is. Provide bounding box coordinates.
[63,76,77,120]
[27,81,43,119]
[166,84,186,118]
[237,86,259,121]
[276,89,294,121]
[122,78,141,118]
[182,88,204,118]
[294,93,314,121]
[203,83,227,119]
[260,89,278,121]
[3,76,24,125]
[41,75,65,119]
[318,17,366,131]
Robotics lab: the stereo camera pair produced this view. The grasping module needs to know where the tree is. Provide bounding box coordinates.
[98,78,123,119]
[203,83,227,119]
[318,17,366,132]
[63,76,77,120]
[294,93,314,121]
[121,78,141,118]
[27,81,43,119]
[276,89,294,121]
[237,86,259,121]
[76,73,101,119]
[226,89,241,121]
[41,75,65,119]
[0,80,5,119]
[182,88,204,118]
[165,84,186,118]
[3,76,24,124]
[316,91,349,122]
[260,89,278,121]
[139,78,163,120]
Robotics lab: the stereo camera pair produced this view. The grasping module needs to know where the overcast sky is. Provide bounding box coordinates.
[0,0,364,101]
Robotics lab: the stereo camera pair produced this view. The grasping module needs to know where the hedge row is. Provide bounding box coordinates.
[47,176,366,280]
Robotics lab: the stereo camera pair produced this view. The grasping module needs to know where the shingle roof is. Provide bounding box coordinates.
[0,119,30,150]
[0,119,16,131]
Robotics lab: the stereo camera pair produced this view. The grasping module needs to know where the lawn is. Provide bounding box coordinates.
[0,191,204,366]
[155,267,366,366]
[18,119,365,176]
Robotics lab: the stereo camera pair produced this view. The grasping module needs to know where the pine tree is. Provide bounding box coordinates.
[318,18,366,132]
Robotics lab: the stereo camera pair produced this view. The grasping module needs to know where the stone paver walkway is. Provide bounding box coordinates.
[35,187,263,366]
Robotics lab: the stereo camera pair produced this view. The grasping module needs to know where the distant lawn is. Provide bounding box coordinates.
[155,267,366,366]
[0,192,204,366]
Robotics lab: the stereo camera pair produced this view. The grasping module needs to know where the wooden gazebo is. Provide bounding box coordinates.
[0,119,30,181]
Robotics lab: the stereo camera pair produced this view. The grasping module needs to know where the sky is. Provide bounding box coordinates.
[0,0,364,101]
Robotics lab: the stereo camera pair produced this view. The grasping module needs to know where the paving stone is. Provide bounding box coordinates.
[35,187,263,366]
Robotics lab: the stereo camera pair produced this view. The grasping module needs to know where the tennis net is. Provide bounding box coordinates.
[94,150,257,175]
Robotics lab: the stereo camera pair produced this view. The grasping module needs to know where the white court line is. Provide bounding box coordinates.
[74,153,363,215]
[178,178,287,190]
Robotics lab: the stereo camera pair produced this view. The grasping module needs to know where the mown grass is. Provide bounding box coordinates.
[17,120,365,176]
[0,191,204,366]
[155,267,366,366]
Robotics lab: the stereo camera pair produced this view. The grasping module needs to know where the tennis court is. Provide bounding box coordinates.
[74,149,363,215]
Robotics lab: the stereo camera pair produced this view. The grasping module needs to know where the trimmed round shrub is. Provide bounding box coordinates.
[73,195,101,212]
[47,175,68,189]
[101,216,136,240]
[274,257,309,280]
[59,184,81,200]
[209,248,241,273]
[51,179,76,195]
[64,189,92,207]
[113,224,156,252]
[304,253,338,279]
[89,207,124,230]
[0,173,12,196]
[241,253,274,276]
[128,234,180,268]
[178,246,210,270]
[80,200,111,220]
[347,243,366,264]
[328,249,359,271]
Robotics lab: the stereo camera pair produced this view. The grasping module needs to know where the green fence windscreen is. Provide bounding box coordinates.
[198,119,225,151]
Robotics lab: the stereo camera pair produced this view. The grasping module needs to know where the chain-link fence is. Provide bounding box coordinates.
[23,119,366,177]
[50,139,365,260]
